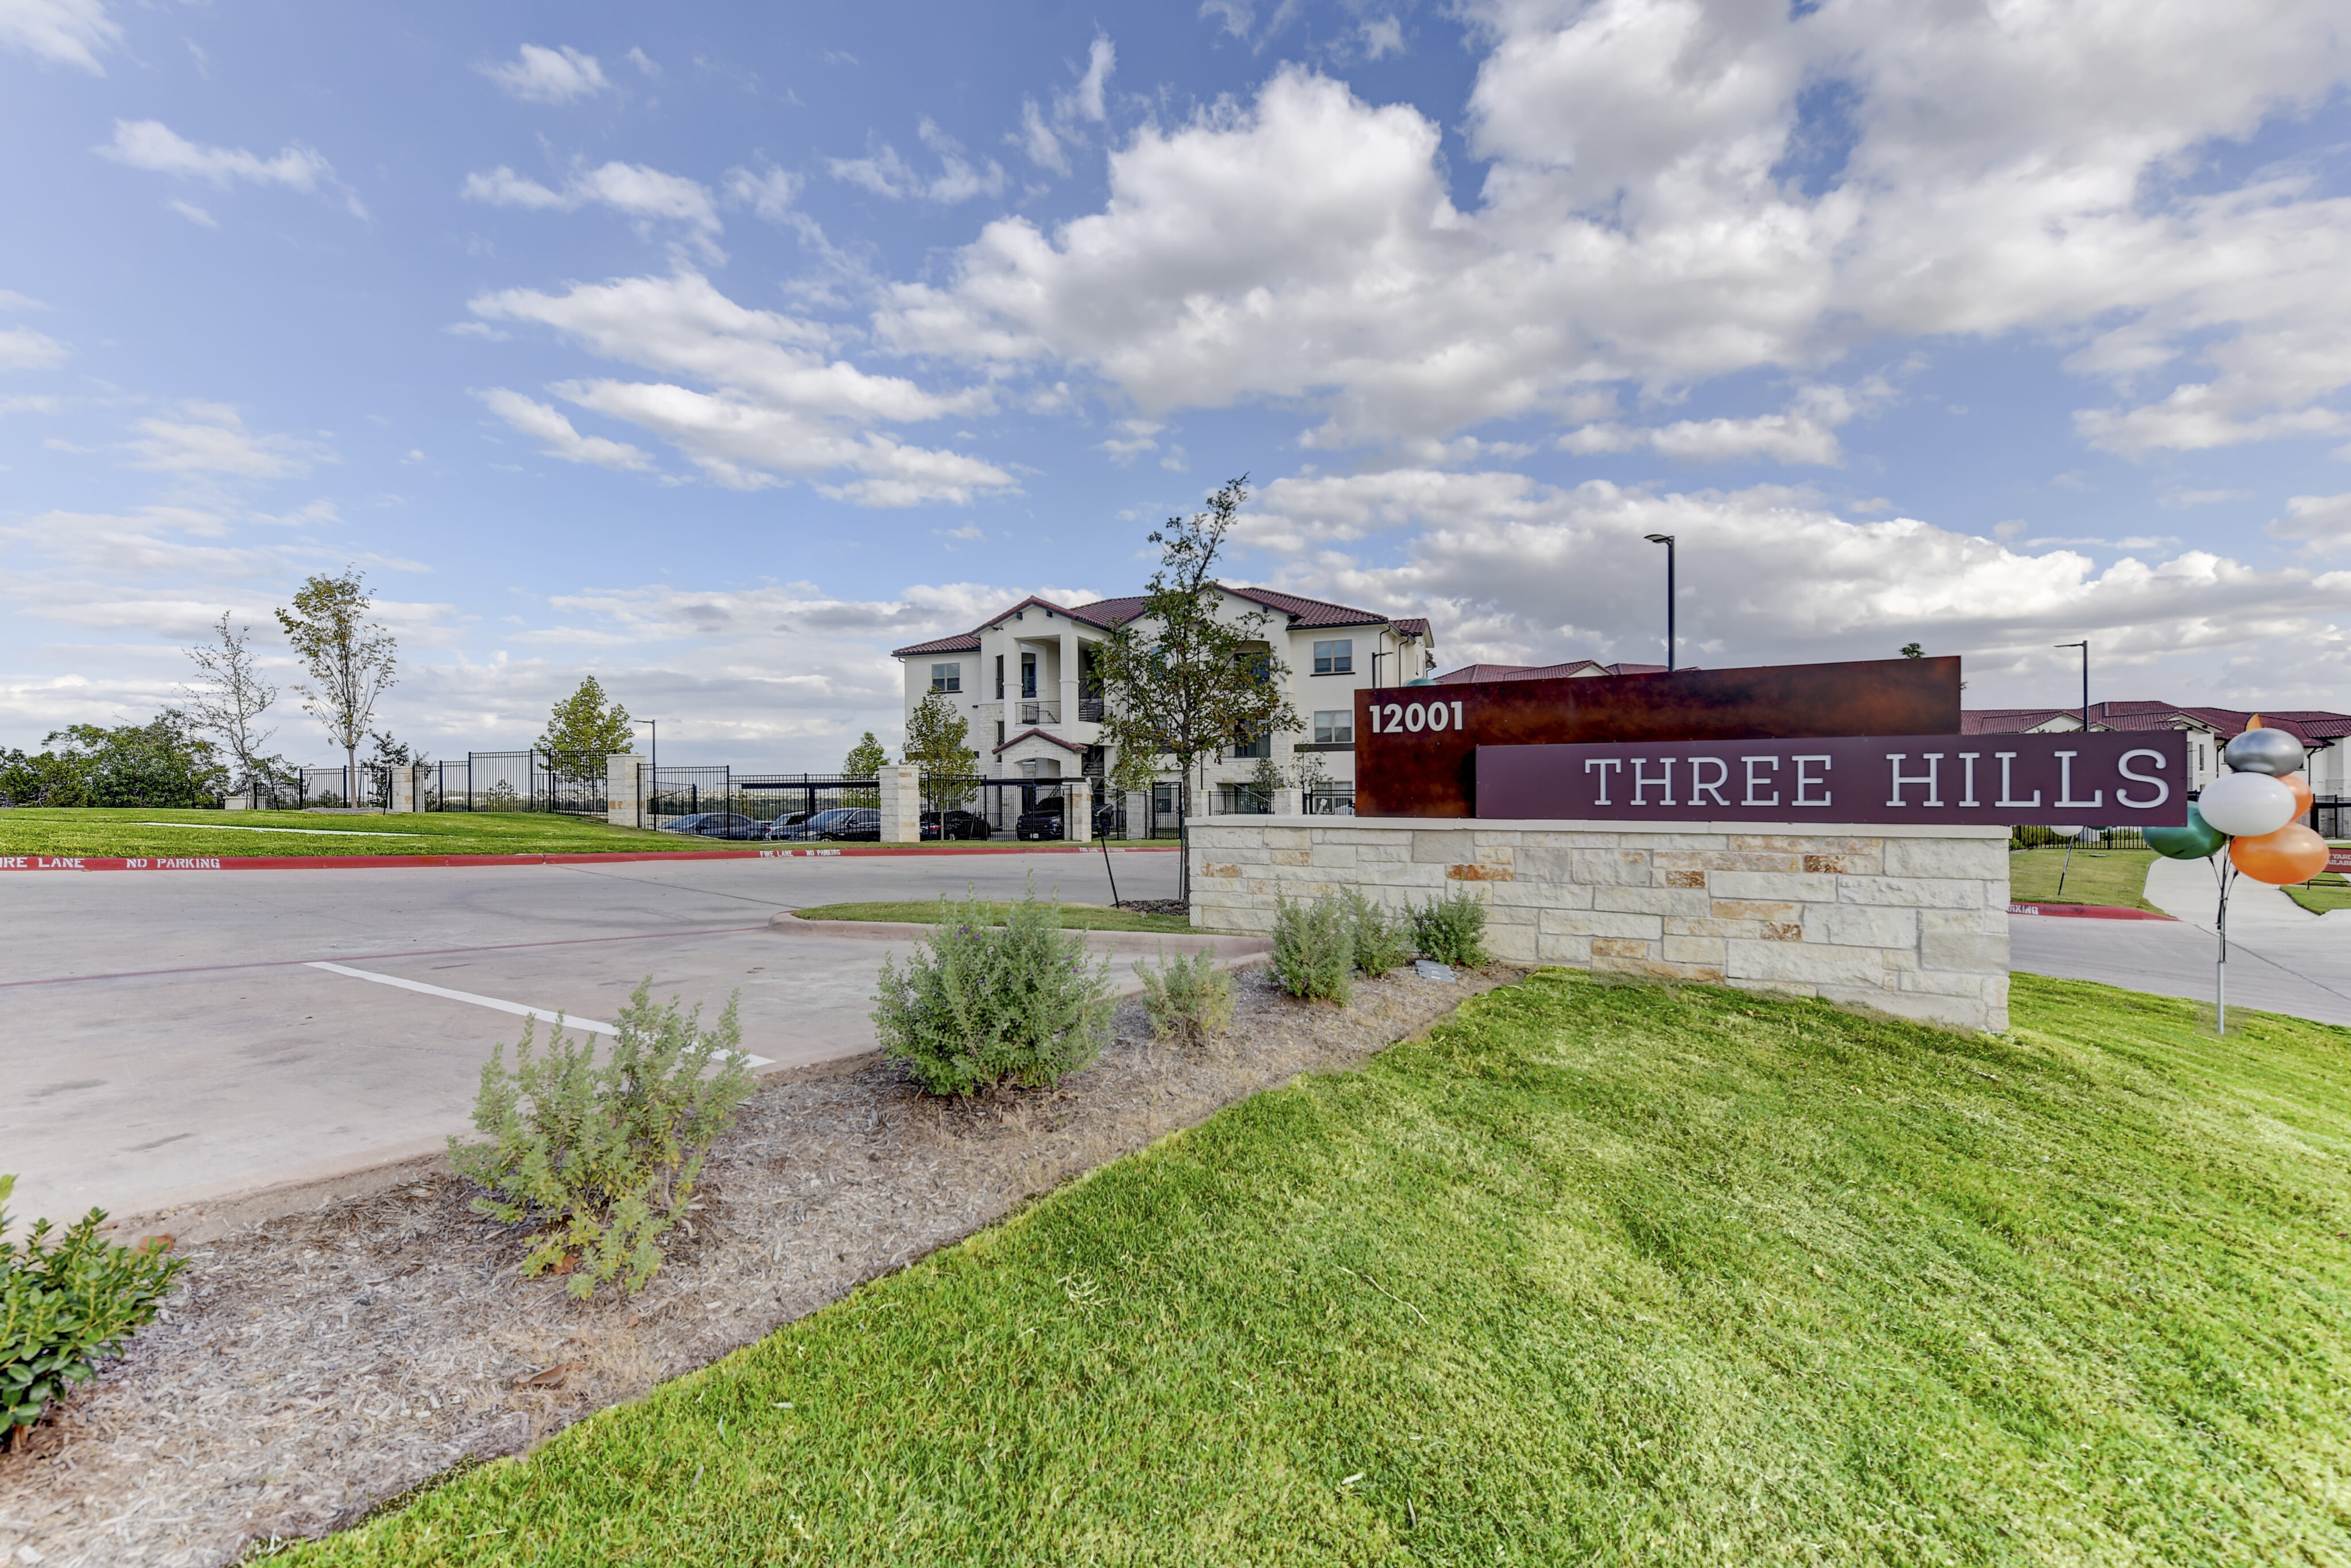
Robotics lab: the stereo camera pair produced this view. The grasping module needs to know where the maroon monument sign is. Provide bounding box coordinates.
[1475,731,2190,828]
[1353,656,1962,818]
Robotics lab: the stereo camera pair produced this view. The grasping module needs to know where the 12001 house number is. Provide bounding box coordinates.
[1367,698,1465,735]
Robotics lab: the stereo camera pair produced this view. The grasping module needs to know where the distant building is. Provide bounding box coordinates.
[1966,702,2351,796]
[890,586,1434,807]
[1431,658,1668,683]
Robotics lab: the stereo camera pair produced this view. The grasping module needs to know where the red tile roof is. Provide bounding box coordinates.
[992,727,1088,756]
[1962,702,2351,746]
[1431,659,1671,684]
[892,585,1422,657]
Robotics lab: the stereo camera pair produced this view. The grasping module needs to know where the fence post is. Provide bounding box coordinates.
[606,752,642,829]
[879,764,922,843]
[1068,779,1093,843]
[390,766,417,813]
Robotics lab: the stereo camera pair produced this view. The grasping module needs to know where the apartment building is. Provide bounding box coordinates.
[1965,701,2351,796]
[890,585,1434,804]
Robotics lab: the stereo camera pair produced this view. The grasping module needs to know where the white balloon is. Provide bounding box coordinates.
[2196,770,2298,837]
[2053,825,2084,838]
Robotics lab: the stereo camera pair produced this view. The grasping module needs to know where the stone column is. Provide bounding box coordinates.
[606,752,641,828]
[879,763,923,843]
[1068,778,1092,843]
[1060,626,1080,733]
[390,767,417,813]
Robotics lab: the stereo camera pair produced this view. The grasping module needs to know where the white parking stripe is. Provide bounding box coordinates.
[304,962,773,1065]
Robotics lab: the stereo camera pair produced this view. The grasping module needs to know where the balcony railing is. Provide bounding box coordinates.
[1077,697,1104,722]
[1019,700,1060,725]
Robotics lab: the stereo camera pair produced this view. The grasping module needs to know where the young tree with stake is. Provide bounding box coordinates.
[903,691,977,815]
[276,569,398,799]
[538,677,634,786]
[1091,474,1298,903]
[180,611,281,790]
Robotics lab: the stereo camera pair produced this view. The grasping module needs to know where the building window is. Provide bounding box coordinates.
[1313,639,1353,675]
[995,654,1005,698]
[1021,653,1037,698]
[930,662,961,693]
[996,720,1006,747]
[1313,709,1353,745]
[1232,727,1271,759]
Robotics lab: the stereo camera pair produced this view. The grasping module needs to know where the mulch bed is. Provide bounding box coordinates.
[0,961,1523,1567]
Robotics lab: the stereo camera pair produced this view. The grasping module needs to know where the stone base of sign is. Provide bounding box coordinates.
[1188,814,2011,1033]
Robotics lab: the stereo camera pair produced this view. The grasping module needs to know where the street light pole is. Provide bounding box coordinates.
[634,717,656,829]
[1643,533,1677,672]
[2054,641,2088,733]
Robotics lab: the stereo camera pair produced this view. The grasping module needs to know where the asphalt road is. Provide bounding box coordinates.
[2009,908,2351,1027]
[1,849,1177,1229]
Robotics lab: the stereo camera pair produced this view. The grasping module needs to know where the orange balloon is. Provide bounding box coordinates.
[2280,771,2315,817]
[2229,822,2330,885]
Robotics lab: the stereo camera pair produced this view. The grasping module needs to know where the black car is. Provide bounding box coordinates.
[803,807,883,841]
[1014,797,1122,841]
[658,812,765,839]
[762,810,814,840]
[921,809,992,841]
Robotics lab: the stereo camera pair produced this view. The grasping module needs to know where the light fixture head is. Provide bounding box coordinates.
[1643,533,1674,544]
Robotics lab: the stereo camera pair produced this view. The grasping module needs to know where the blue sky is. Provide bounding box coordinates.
[5,0,2350,769]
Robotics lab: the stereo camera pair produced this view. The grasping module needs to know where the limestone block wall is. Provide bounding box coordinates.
[1188,815,2011,1033]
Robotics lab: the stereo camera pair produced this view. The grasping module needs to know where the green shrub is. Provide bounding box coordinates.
[1343,887,1413,977]
[1271,892,1354,1004]
[1410,886,1490,968]
[872,882,1115,1096]
[2,1174,181,1447]
[449,980,756,1299]
[1134,946,1236,1046]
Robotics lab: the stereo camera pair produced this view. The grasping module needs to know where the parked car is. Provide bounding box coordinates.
[658,812,765,839]
[920,809,993,841]
[1014,797,1122,841]
[762,810,813,840]
[803,806,882,841]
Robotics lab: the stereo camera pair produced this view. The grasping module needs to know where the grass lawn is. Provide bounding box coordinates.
[289,971,2351,1565]
[790,899,1194,934]
[0,807,693,857]
[2287,871,2351,915]
[2007,844,2162,911]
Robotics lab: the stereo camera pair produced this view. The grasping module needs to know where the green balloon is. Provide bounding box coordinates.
[2146,803,2228,860]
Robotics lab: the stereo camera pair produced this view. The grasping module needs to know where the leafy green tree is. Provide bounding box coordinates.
[276,569,397,793]
[1091,473,1299,898]
[841,731,889,778]
[537,677,633,784]
[903,692,977,814]
[1900,643,1924,659]
[14,715,227,807]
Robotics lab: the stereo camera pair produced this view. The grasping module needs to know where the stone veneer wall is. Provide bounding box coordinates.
[1188,815,2011,1033]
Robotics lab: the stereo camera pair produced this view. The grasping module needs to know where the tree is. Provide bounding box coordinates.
[20,714,227,807]
[841,731,889,778]
[537,677,633,785]
[903,692,977,814]
[1900,642,1924,659]
[1091,474,1300,901]
[276,569,397,795]
[180,612,282,789]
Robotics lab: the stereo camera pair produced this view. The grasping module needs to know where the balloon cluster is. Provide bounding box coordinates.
[2143,718,2329,884]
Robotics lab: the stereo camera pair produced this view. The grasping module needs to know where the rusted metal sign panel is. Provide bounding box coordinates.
[1475,731,2190,827]
[1354,657,1961,818]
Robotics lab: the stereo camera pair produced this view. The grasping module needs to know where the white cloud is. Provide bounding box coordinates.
[829,118,1006,203]
[2269,493,2351,554]
[479,44,609,105]
[461,161,721,249]
[97,119,364,216]
[0,0,119,73]
[724,165,801,223]
[1069,36,1114,122]
[1563,384,1872,465]
[166,198,218,228]
[0,290,46,311]
[126,402,331,478]
[1014,99,1069,176]
[475,388,652,472]
[876,3,2351,459]
[468,270,1009,504]
[1094,418,1163,461]
[1238,468,2351,704]
[0,325,67,370]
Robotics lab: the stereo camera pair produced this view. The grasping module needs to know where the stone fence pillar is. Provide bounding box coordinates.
[390,767,418,813]
[879,764,922,843]
[1068,779,1092,843]
[606,753,642,829]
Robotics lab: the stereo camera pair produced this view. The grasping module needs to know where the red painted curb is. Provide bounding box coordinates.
[2007,902,2177,921]
[0,843,1180,872]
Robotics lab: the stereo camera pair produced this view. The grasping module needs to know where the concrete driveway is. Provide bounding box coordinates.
[2,851,1177,1232]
